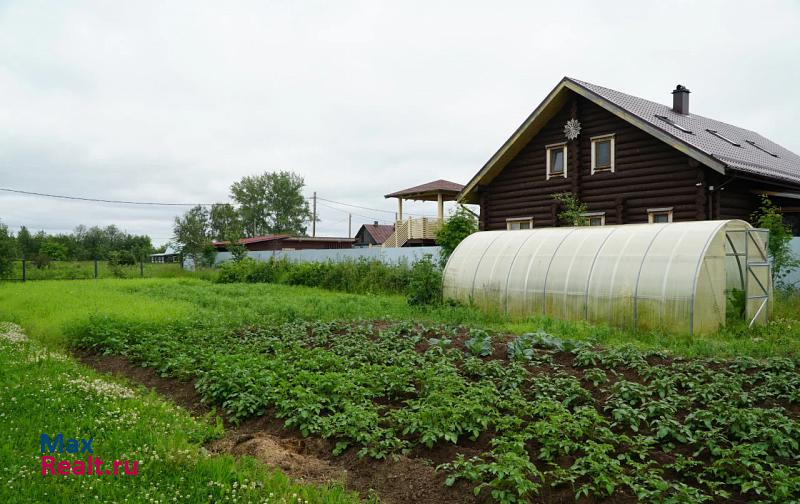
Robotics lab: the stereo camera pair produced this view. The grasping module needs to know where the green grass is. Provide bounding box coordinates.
[0,279,197,348]
[1,278,798,358]
[0,323,360,504]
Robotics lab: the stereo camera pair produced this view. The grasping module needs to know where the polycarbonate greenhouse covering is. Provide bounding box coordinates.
[443,220,771,334]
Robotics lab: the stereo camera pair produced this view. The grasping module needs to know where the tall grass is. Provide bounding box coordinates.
[1,278,798,358]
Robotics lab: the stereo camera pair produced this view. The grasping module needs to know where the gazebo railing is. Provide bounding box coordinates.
[382,217,443,248]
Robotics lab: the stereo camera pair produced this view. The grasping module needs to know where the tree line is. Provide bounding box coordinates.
[0,221,155,275]
[172,171,312,265]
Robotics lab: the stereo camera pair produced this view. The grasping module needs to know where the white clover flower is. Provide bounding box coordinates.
[0,322,28,343]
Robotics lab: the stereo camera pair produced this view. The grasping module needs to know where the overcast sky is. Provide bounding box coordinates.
[1,1,798,244]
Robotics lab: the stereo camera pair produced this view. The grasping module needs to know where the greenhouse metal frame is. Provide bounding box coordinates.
[442,220,771,334]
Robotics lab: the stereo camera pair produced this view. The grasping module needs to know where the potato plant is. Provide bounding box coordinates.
[74,317,800,503]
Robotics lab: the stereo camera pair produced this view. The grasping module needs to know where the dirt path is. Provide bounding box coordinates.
[74,351,482,504]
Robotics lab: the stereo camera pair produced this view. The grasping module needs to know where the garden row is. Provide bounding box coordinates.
[73,316,800,503]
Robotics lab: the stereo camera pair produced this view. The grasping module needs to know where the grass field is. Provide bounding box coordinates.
[1,278,799,357]
[1,279,799,503]
[0,322,360,504]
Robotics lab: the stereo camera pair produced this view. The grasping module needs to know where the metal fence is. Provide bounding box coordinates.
[214,246,442,266]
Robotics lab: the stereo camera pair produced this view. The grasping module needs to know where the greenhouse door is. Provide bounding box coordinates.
[744,228,771,327]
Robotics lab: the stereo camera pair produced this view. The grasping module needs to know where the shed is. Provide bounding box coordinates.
[443,220,771,334]
[150,246,180,264]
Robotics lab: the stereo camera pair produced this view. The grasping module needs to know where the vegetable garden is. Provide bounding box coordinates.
[74,316,800,502]
[2,279,799,503]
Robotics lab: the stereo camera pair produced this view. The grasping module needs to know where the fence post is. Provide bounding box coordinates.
[94,259,98,279]
[140,259,144,278]
[22,259,26,282]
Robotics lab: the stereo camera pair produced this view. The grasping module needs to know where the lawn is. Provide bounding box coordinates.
[0,322,360,504]
[1,279,799,503]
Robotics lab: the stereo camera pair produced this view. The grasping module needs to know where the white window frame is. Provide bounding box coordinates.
[590,134,615,174]
[506,217,534,230]
[545,143,568,180]
[647,207,674,224]
[582,211,606,226]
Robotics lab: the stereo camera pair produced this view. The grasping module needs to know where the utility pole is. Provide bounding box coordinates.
[312,191,317,237]
[348,213,352,238]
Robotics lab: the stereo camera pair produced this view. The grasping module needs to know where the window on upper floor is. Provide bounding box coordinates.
[591,135,615,174]
[582,212,606,226]
[648,207,673,224]
[507,217,533,230]
[546,143,567,179]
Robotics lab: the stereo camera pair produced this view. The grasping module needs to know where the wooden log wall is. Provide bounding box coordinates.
[481,95,708,230]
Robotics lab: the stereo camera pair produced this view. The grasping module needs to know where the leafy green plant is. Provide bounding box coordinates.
[552,192,589,226]
[407,255,442,306]
[750,194,800,286]
[436,206,478,265]
[465,328,493,357]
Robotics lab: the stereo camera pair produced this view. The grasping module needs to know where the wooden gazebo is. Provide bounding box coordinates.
[382,179,464,247]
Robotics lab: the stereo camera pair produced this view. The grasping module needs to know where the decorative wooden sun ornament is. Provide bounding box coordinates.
[564,118,581,140]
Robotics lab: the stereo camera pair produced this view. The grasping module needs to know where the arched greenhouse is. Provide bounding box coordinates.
[442,220,771,334]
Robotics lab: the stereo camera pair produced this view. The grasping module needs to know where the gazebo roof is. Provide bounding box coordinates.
[384,179,464,201]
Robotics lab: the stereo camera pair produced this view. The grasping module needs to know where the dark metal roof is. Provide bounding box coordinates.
[569,77,800,185]
[361,224,395,244]
[385,179,464,200]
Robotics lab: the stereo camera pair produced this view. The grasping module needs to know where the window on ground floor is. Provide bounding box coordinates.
[582,212,606,226]
[507,217,534,230]
[648,207,674,223]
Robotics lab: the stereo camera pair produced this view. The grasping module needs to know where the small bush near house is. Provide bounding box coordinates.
[750,194,800,286]
[436,207,478,264]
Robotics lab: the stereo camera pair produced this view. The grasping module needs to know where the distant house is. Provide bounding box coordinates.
[149,246,180,264]
[213,234,355,252]
[353,222,395,247]
[458,77,800,235]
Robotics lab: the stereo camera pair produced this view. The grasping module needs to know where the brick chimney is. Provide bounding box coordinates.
[672,84,690,115]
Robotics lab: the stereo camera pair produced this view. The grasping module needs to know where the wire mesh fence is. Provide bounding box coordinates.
[0,259,188,282]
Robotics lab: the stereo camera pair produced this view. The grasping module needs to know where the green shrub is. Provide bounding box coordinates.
[750,195,799,286]
[436,207,478,264]
[407,255,442,305]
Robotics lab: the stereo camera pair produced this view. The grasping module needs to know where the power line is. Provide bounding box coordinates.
[0,187,214,207]
[0,185,444,222]
[316,201,394,225]
[311,195,434,218]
